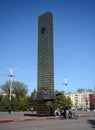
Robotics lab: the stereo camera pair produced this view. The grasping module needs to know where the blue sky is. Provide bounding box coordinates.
[0,0,95,95]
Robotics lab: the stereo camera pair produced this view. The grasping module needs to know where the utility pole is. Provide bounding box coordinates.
[6,66,18,101]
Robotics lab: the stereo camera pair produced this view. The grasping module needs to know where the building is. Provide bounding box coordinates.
[89,93,95,109]
[66,91,94,109]
[0,92,7,97]
[0,92,15,98]
[37,12,54,100]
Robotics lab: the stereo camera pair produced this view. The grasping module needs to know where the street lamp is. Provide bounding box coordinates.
[6,66,18,101]
[63,78,68,93]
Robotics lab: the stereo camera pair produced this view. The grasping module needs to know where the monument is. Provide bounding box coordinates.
[37,12,55,114]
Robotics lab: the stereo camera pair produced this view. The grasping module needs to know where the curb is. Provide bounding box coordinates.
[79,114,94,117]
[0,117,54,123]
[0,114,94,123]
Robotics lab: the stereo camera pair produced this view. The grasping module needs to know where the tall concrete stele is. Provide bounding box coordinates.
[37,12,55,101]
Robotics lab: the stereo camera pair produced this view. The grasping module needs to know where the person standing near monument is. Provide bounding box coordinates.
[8,106,11,114]
[54,108,60,119]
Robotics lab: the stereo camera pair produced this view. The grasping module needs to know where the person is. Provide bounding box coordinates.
[59,109,64,119]
[54,108,60,119]
[66,109,69,119]
[75,110,78,119]
[68,110,72,119]
[64,105,69,119]
[50,106,53,116]
[72,109,78,119]
[72,109,75,119]
[63,108,66,119]
[8,107,11,114]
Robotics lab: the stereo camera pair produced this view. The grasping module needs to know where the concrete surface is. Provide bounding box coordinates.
[0,113,95,130]
[0,111,95,123]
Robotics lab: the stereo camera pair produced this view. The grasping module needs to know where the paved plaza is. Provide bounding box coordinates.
[0,111,95,130]
[0,116,95,130]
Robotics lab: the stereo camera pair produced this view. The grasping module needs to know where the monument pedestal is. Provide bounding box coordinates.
[36,100,54,115]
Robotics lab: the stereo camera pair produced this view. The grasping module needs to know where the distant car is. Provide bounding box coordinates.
[84,108,90,111]
[77,108,82,111]
[93,109,95,111]
[87,109,90,111]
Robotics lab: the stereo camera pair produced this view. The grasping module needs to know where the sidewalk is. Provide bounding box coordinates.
[0,112,54,123]
[0,111,95,123]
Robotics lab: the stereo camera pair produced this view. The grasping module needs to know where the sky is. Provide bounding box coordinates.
[0,0,95,95]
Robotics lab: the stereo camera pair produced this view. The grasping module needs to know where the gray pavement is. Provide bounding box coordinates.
[0,111,54,123]
[0,111,95,123]
[0,114,95,130]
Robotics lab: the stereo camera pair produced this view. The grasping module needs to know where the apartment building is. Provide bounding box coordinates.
[65,91,94,108]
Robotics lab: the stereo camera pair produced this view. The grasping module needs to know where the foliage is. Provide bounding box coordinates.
[86,89,93,92]
[77,88,85,93]
[54,92,72,110]
[12,81,27,99]
[31,88,37,97]
[0,81,28,111]
[77,88,93,93]
[0,81,10,99]
[20,96,37,111]
[0,83,72,112]
[0,80,28,99]
[66,96,72,108]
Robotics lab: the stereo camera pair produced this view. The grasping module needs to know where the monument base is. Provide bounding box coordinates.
[36,100,54,115]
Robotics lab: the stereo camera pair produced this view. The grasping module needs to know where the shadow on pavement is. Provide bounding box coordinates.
[87,119,95,128]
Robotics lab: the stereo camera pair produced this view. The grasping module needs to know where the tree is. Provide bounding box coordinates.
[0,81,28,111]
[22,96,37,111]
[66,96,72,108]
[58,93,67,108]
[86,89,93,92]
[12,81,28,99]
[31,88,37,97]
[0,81,28,99]
[77,88,85,93]
[0,81,10,99]
[54,92,72,109]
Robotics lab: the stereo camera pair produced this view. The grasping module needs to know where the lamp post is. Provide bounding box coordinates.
[63,78,68,94]
[6,66,18,101]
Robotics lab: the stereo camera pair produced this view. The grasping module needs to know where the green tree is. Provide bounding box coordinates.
[66,96,72,108]
[22,96,37,111]
[58,93,67,108]
[0,81,10,99]
[77,88,85,93]
[31,88,37,96]
[86,89,93,92]
[0,81,28,111]
[12,81,27,99]
[54,92,72,110]
[1,81,28,99]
